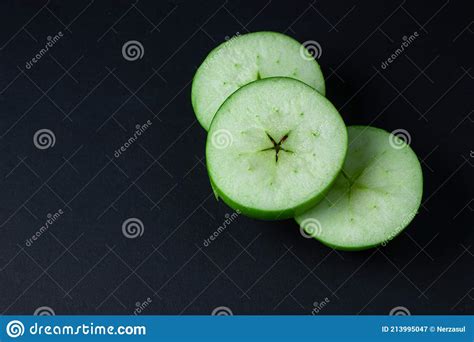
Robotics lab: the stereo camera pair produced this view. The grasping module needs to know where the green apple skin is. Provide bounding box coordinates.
[295,125,423,251]
[206,77,348,221]
[208,167,343,220]
[192,31,325,131]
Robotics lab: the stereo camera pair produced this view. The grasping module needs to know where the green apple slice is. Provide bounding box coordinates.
[192,31,325,130]
[206,77,347,220]
[295,126,423,250]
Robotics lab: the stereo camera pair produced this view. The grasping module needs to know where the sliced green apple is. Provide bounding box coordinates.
[295,126,423,250]
[192,31,325,130]
[206,77,347,220]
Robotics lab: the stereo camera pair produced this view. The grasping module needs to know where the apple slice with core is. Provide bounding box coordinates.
[295,126,423,250]
[192,31,325,130]
[206,77,347,220]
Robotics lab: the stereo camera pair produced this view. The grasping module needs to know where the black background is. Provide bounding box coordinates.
[0,0,472,315]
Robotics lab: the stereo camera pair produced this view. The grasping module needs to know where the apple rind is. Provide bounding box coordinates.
[206,77,347,220]
[295,125,423,250]
[192,31,325,130]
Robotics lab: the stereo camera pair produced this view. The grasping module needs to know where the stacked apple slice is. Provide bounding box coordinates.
[191,32,423,250]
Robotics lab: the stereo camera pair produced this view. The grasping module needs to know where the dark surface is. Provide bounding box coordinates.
[0,0,472,315]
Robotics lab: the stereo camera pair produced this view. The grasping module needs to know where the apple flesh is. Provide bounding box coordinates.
[192,31,325,130]
[295,126,423,250]
[206,77,347,220]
